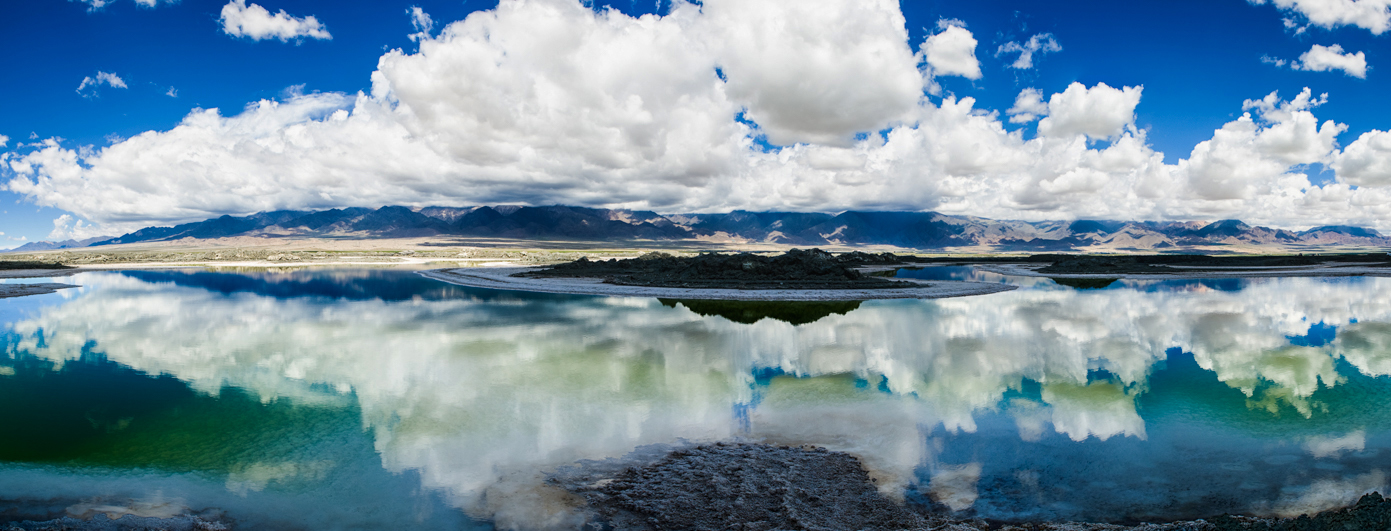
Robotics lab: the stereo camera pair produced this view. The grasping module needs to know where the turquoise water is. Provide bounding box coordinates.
[4,268,1391,528]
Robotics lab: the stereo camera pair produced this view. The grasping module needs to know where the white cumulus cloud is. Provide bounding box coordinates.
[408,6,434,42]
[379,0,744,197]
[1181,88,1346,207]
[1293,43,1369,77]
[920,22,982,80]
[703,0,923,146]
[76,71,128,97]
[1007,88,1048,124]
[1250,0,1391,34]
[220,0,332,42]
[0,134,8,148]
[48,214,107,241]
[1037,82,1142,140]
[996,33,1062,69]
[1335,130,1391,186]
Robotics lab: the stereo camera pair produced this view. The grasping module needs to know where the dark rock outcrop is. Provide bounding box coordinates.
[519,248,909,289]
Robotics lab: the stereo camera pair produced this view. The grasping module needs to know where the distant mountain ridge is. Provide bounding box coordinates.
[6,235,115,253]
[9,205,1391,253]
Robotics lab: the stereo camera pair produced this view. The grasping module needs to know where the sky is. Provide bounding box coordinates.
[1,0,1389,247]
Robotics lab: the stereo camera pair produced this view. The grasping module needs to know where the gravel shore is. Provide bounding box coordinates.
[557,443,1391,531]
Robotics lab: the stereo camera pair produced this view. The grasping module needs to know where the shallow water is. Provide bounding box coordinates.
[4,268,1391,528]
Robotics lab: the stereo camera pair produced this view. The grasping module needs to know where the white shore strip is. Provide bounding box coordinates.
[977,263,1391,279]
[420,267,1017,301]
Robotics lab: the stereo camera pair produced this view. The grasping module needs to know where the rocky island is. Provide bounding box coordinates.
[516,248,905,289]
[422,248,1016,301]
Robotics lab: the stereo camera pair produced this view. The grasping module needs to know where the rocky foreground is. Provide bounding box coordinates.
[558,443,1391,531]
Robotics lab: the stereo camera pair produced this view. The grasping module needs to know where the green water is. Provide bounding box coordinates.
[0,356,354,470]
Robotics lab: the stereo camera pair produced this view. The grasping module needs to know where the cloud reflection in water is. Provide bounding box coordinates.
[6,270,1391,525]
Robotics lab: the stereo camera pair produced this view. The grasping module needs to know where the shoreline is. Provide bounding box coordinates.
[420,266,1018,300]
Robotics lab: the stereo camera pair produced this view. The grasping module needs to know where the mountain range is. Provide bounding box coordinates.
[7,205,1391,253]
[5,236,115,253]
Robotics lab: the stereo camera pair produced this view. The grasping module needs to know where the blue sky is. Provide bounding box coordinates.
[2,0,1389,246]
[912,0,1383,156]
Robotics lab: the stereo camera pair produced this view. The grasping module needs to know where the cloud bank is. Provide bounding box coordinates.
[6,0,1391,234]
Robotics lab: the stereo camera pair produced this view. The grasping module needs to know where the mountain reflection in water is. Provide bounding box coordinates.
[4,269,1391,528]
[657,298,863,325]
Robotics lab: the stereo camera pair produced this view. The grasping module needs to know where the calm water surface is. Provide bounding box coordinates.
[4,268,1391,528]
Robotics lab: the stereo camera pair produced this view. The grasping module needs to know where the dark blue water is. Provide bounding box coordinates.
[5,268,1391,527]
